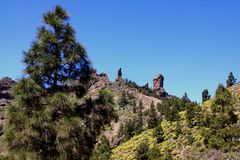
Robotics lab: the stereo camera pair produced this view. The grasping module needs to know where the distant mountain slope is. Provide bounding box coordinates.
[104,81,162,144]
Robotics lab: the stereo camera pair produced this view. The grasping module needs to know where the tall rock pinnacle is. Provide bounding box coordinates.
[153,74,164,89]
[153,74,168,98]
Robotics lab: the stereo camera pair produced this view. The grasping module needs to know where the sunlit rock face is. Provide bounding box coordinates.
[89,69,110,92]
[153,74,168,98]
[153,74,164,89]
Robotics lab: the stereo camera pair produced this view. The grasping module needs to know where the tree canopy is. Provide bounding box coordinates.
[3,6,116,160]
[202,89,211,103]
[226,72,236,88]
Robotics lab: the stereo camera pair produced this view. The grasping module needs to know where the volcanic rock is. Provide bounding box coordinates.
[0,77,16,133]
[0,77,16,102]
[89,69,110,92]
[153,74,164,89]
[153,74,168,98]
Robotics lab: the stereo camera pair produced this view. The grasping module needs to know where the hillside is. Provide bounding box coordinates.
[229,83,240,116]
[1,71,240,160]
[1,72,240,160]
[85,69,166,146]
[110,83,240,160]
[0,69,168,156]
[111,129,156,160]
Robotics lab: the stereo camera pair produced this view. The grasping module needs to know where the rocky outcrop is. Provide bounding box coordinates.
[0,77,16,106]
[89,69,110,92]
[153,74,168,98]
[153,74,164,89]
[0,77,16,135]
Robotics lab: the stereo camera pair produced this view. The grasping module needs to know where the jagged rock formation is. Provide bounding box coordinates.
[89,69,110,93]
[153,74,164,89]
[153,74,168,98]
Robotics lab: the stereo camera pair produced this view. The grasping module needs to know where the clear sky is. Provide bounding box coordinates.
[0,0,240,102]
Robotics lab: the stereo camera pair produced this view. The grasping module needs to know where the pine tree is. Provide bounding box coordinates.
[139,100,144,110]
[119,91,128,108]
[182,92,190,102]
[147,102,158,129]
[214,84,233,113]
[118,68,122,77]
[202,89,211,102]
[185,101,197,128]
[123,119,135,140]
[148,146,161,160]
[132,100,137,113]
[91,136,112,160]
[158,97,181,122]
[226,72,236,88]
[204,84,240,149]
[154,124,164,143]
[135,141,149,160]
[136,100,144,134]
[175,121,182,138]
[4,6,116,160]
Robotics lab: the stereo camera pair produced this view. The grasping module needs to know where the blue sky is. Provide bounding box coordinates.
[0,0,240,102]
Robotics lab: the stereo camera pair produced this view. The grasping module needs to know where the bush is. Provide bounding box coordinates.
[148,146,161,160]
[135,141,149,160]
[154,124,164,143]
